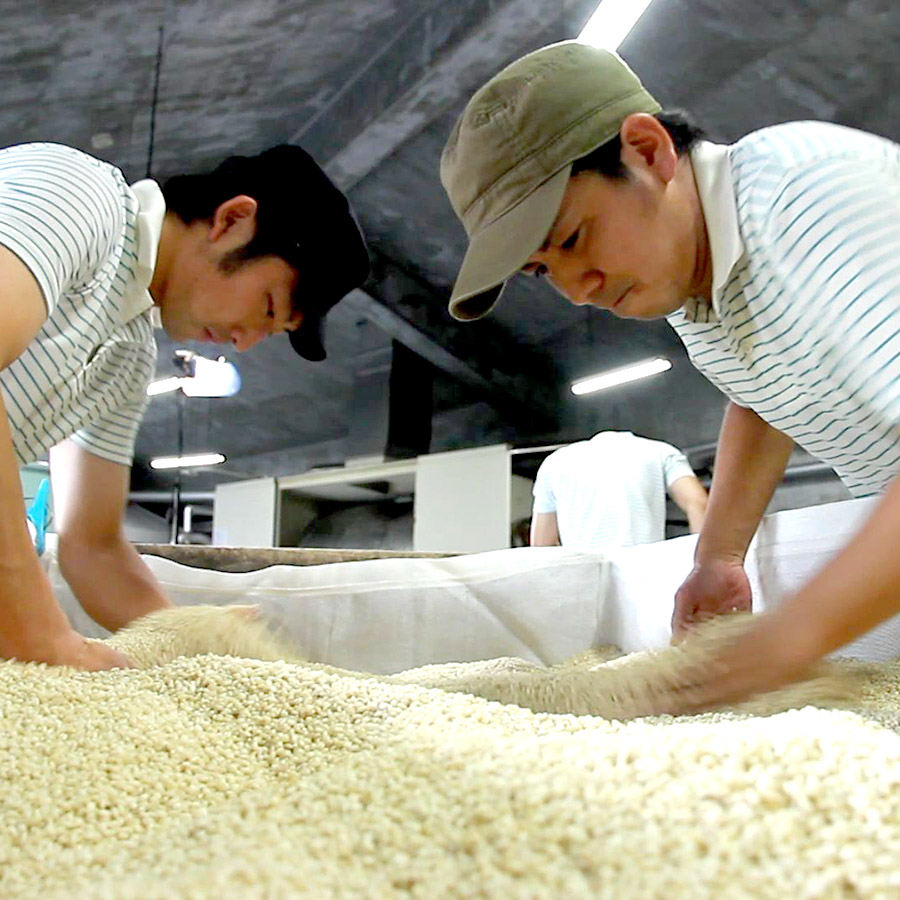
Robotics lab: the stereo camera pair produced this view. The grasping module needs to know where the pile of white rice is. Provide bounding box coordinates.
[2,605,899,899]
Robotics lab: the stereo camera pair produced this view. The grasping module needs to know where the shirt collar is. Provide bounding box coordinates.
[122,178,166,327]
[684,140,743,321]
[591,430,632,440]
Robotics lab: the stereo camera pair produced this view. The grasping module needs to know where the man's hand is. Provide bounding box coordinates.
[672,403,792,637]
[35,630,134,671]
[654,610,819,715]
[672,559,752,636]
[0,572,133,670]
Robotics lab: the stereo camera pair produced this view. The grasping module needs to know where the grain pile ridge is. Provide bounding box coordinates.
[0,604,898,899]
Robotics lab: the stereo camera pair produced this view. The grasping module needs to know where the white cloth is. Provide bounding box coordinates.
[605,495,900,662]
[49,497,900,668]
[531,431,696,550]
[669,122,900,497]
[0,143,162,466]
[51,543,608,674]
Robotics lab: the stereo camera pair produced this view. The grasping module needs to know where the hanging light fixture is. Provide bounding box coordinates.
[147,351,241,398]
[147,351,241,544]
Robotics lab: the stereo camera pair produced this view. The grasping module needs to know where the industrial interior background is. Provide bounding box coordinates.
[8,0,890,545]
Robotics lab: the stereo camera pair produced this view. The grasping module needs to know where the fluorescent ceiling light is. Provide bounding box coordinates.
[150,453,226,470]
[578,0,655,50]
[147,354,241,398]
[571,357,671,395]
[180,354,242,397]
[147,376,185,396]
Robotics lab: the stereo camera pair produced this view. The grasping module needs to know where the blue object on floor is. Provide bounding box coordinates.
[26,477,51,556]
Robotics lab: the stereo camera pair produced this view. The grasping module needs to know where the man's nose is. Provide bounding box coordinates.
[549,260,604,306]
[566,288,594,307]
[231,326,267,352]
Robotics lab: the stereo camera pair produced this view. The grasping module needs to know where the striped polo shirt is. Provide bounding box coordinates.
[0,143,160,467]
[668,122,900,498]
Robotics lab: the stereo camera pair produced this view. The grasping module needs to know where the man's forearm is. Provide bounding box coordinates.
[685,499,707,534]
[696,403,794,564]
[58,533,171,632]
[530,511,560,546]
[0,392,82,659]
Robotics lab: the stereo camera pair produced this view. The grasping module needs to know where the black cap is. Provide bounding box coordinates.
[204,145,371,361]
[285,203,370,362]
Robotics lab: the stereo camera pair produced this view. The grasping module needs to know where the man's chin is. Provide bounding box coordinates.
[612,306,666,321]
[156,312,180,339]
[617,295,687,320]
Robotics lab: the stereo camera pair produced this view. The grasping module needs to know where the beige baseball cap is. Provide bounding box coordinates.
[440,40,661,321]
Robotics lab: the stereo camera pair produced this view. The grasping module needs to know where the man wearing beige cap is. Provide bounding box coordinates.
[441,40,900,711]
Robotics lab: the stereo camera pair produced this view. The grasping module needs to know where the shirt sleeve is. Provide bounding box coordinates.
[0,143,124,316]
[69,320,157,466]
[659,443,696,489]
[531,455,558,514]
[71,397,149,468]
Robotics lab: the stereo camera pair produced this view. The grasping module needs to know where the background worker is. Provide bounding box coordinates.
[0,142,369,670]
[439,39,900,709]
[530,430,707,550]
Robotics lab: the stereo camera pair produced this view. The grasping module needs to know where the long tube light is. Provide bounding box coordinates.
[571,357,671,395]
[578,0,655,50]
[150,453,226,470]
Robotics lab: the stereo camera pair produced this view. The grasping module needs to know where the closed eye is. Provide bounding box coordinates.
[561,228,579,250]
[266,294,296,333]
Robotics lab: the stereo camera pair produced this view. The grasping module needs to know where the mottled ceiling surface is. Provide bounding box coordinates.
[3,0,896,492]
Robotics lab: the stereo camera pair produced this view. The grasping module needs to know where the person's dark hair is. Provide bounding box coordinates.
[570,110,705,180]
[162,155,292,272]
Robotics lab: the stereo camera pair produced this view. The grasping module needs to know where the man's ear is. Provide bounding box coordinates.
[209,195,258,242]
[619,113,678,184]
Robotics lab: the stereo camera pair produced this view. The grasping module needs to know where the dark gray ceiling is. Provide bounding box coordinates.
[4,0,897,492]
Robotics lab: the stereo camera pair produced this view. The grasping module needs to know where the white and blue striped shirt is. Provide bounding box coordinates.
[669,122,900,497]
[0,143,160,467]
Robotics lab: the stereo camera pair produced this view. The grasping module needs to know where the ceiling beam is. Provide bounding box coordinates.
[303,0,602,191]
[290,0,603,432]
[345,253,564,430]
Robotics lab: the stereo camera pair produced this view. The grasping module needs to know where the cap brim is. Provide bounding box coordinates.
[448,166,571,321]
[289,318,326,361]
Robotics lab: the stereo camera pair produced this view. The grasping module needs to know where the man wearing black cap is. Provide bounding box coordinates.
[0,141,369,669]
[154,144,369,360]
